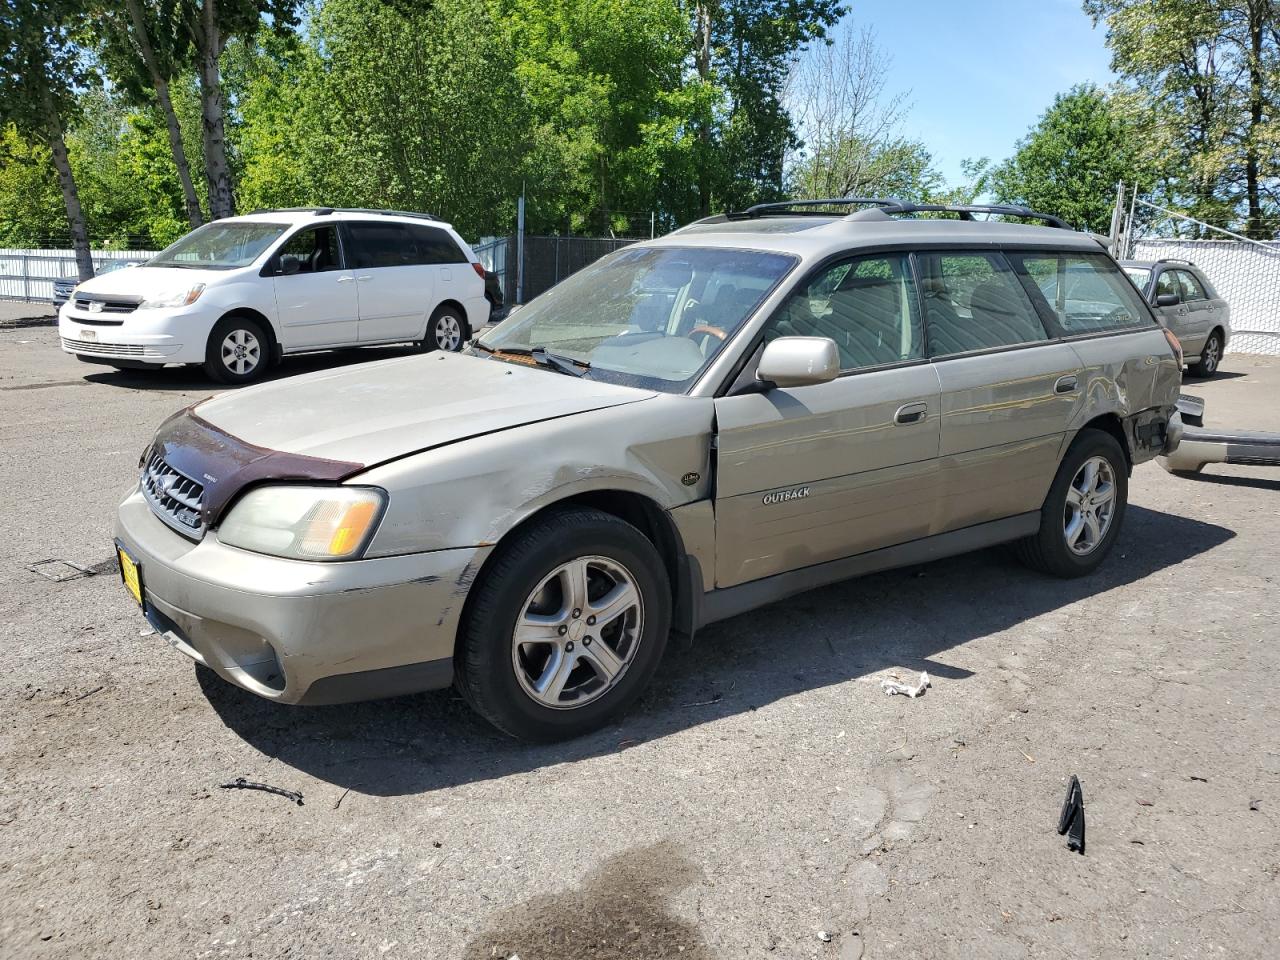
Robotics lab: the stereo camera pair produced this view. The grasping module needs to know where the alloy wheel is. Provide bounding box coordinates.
[1202,335,1220,374]
[511,555,644,709]
[1063,456,1117,556]
[433,313,462,351]
[220,329,261,376]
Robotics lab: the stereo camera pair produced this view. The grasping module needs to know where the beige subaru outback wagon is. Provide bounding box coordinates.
[114,199,1184,740]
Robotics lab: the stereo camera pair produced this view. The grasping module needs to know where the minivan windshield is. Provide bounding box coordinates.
[475,245,796,393]
[148,221,289,270]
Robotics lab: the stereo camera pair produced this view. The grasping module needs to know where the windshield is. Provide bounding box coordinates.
[1123,266,1151,290]
[476,245,797,393]
[148,221,288,270]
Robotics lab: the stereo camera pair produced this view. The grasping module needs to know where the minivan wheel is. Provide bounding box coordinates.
[1188,330,1222,378]
[455,506,671,741]
[1014,429,1128,578]
[423,305,467,352]
[204,315,269,384]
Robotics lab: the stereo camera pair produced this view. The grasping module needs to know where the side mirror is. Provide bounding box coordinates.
[1154,292,1179,307]
[757,336,840,388]
[278,254,302,276]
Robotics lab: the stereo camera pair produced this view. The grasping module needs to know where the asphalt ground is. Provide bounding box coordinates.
[2,300,1278,958]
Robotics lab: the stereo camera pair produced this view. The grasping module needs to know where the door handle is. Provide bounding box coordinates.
[894,402,928,425]
[1054,375,1079,394]
[356,275,373,282]
[336,276,355,283]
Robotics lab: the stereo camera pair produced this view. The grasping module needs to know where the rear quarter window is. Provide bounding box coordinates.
[1011,251,1152,335]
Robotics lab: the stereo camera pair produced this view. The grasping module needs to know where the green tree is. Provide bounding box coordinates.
[989,84,1153,233]
[0,0,98,276]
[1085,0,1279,237]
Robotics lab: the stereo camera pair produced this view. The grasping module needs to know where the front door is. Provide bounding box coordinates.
[1152,267,1195,348]
[713,253,942,588]
[270,225,359,348]
[342,220,436,342]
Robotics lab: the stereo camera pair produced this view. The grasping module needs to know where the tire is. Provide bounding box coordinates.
[455,506,671,741]
[204,315,270,384]
[1014,429,1128,578]
[421,304,468,353]
[1188,330,1223,378]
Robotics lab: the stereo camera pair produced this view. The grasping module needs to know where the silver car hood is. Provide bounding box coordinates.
[194,351,656,465]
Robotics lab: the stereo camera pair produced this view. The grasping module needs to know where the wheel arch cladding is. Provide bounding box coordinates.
[1079,413,1132,473]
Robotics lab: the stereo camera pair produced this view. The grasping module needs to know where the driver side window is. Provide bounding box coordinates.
[763,254,923,371]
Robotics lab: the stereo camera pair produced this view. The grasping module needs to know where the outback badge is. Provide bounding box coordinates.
[681,472,700,486]
[762,485,811,505]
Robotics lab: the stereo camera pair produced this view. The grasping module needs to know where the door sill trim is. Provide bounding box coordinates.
[698,512,1040,628]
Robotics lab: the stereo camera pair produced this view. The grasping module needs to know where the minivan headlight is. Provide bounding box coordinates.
[217,486,386,561]
[139,283,205,309]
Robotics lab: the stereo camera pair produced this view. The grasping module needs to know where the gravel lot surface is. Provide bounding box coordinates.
[2,303,1278,959]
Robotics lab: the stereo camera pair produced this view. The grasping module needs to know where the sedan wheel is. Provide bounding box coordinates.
[512,556,644,709]
[1063,456,1116,556]
[1190,331,1221,377]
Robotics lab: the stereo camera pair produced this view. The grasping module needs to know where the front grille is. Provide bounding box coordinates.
[73,296,137,315]
[61,337,157,357]
[141,454,206,538]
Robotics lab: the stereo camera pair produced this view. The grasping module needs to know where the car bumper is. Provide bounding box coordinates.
[58,305,207,364]
[115,489,489,704]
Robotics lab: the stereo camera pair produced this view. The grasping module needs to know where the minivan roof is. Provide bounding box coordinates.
[224,208,457,229]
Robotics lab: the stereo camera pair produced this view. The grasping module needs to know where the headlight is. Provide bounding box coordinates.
[138,283,205,309]
[217,486,386,561]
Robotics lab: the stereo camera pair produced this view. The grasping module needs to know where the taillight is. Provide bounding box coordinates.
[471,262,485,279]
[1162,327,1183,366]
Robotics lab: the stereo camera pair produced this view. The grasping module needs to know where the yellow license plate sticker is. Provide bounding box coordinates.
[118,547,143,607]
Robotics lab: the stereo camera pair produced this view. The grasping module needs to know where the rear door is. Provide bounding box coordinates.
[920,250,1083,532]
[342,220,435,342]
[1174,269,1212,355]
[714,252,942,588]
[268,224,359,348]
[405,222,473,324]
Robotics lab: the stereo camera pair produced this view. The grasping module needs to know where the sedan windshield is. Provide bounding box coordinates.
[476,245,796,393]
[148,221,288,270]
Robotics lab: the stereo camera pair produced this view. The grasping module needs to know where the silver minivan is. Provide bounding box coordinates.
[1121,258,1231,377]
[114,200,1184,740]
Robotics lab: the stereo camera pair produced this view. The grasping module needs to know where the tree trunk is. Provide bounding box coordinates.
[694,1,714,217]
[43,88,93,280]
[197,0,235,219]
[125,0,203,228]
[1244,0,1265,239]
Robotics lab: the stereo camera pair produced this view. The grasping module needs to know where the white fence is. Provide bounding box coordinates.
[1131,239,1280,356]
[0,248,156,303]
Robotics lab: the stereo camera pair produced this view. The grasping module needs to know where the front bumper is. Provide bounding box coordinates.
[58,304,205,364]
[115,489,490,704]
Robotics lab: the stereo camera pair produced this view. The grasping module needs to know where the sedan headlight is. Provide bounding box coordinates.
[217,486,387,561]
[138,283,205,309]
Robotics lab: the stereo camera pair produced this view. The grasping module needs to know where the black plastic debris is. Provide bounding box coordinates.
[219,777,304,806]
[1057,775,1086,855]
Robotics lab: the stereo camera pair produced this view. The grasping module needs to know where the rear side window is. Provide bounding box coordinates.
[1177,270,1207,301]
[764,254,923,370]
[345,222,413,268]
[918,252,1048,356]
[406,224,468,265]
[1012,252,1150,335]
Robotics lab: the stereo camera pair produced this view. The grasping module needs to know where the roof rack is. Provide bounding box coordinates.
[1156,257,1195,266]
[247,206,443,222]
[720,197,1072,230]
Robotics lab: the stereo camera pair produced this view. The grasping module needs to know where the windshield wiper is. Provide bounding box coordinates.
[530,347,590,377]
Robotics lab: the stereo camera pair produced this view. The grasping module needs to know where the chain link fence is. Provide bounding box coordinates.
[0,248,156,303]
[472,235,637,307]
[1130,239,1280,357]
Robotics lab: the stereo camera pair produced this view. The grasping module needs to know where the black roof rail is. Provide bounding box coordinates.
[245,206,443,222]
[726,197,900,220]
[848,201,1073,230]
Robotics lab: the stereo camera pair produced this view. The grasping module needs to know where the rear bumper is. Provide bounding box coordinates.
[115,489,489,704]
[1160,427,1280,474]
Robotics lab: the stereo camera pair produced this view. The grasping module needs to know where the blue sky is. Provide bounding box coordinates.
[836,0,1117,184]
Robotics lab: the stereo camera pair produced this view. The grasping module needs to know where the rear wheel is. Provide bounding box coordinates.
[421,305,468,352]
[1188,330,1222,378]
[204,315,269,384]
[1015,429,1128,578]
[455,506,670,741]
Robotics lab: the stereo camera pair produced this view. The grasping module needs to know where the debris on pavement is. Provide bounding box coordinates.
[817,930,833,942]
[219,777,304,806]
[881,671,931,698]
[1250,799,1262,812]
[1057,775,1086,855]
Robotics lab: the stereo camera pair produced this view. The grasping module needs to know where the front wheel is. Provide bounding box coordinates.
[1188,330,1222,378]
[1014,429,1128,578]
[204,315,269,384]
[455,506,671,741]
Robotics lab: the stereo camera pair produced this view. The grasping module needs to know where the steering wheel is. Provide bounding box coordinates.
[688,324,728,352]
